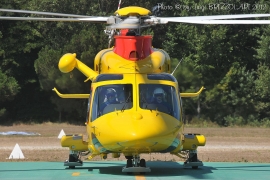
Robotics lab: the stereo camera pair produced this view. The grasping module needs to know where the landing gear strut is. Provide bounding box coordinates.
[183,150,203,169]
[122,155,151,173]
[64,151,83,169]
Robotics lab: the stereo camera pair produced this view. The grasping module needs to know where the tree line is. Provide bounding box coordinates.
[1,0,270,126]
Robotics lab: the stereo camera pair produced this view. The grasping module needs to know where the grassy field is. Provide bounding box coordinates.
[0,123,270,163]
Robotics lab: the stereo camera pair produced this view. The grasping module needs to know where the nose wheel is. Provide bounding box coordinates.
[126,159,133,168]
[122,155,151,174]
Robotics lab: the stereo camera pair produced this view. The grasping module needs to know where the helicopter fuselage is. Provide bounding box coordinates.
[59,33,205,161]
[87,73,183,156]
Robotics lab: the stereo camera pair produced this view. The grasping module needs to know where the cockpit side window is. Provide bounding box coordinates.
[86,90,92,123]
[139,84,180,120]
[91,84,133,121]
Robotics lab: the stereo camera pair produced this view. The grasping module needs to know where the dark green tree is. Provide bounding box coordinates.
[0,70,20,119]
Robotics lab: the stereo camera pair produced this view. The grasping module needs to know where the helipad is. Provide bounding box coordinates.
[0,161,269,179]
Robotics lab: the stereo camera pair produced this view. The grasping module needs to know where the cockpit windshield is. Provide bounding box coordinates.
[139,84,180,120]
[91,84,133,121]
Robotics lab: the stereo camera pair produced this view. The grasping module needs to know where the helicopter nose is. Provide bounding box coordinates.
[131,112,143,120]
[92,112,181,151]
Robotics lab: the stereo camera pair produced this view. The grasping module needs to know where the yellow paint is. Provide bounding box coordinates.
[56,6,206,160]
[115,6,150,16]
[135,175,146,180]
[59,53,98,80]
[61,134,88,151]
[94,49,170,74]
[181,86,205,97]
[182,134,206,150]
[87,73,183,153]
[57,60,205,155]
[52,87,89,99]
[92,110,179,152]
[72,172,80,176]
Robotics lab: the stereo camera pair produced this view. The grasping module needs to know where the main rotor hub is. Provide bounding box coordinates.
[105,6,154,31]
[114,6,151,16]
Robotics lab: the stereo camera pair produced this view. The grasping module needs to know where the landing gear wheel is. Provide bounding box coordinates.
[122,156,150,174]
[64,151,83,169]
[139,158,146,174]
[140,159,146,167]
[190,153,198,169]
[126,157,134,174]
[183,150,203,169]
[126,159,133,174]
[126,159,133,168]
[68,154,78,169]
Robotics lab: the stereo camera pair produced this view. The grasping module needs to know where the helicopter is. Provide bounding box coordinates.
[1,4,270,174]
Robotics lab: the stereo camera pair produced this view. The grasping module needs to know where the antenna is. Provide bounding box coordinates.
[171,58,183,75]
[108,0,122,48]
[118,0,122,10]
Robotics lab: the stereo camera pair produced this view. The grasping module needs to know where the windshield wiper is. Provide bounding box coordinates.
[121,94,131,112]
[140,93,152,112]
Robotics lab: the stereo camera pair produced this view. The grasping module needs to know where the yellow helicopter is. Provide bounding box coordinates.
[1,4,270,174]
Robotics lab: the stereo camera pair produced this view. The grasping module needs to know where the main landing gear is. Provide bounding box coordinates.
[64,151,83,169]
[183,150,203,169]
[122,155,151,174]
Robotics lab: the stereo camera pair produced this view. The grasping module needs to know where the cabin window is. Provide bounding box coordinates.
[179,95,183,122]
[91,84,133,121]
[94,74,123,82]
[139,84,180,120]
[86,92,92,123]
[147,74,177,82]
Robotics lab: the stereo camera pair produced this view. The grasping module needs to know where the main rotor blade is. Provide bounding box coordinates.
[0,8,91,18]
[176,19,270,24]
[0,16,108,22]
[166,14,270,21]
